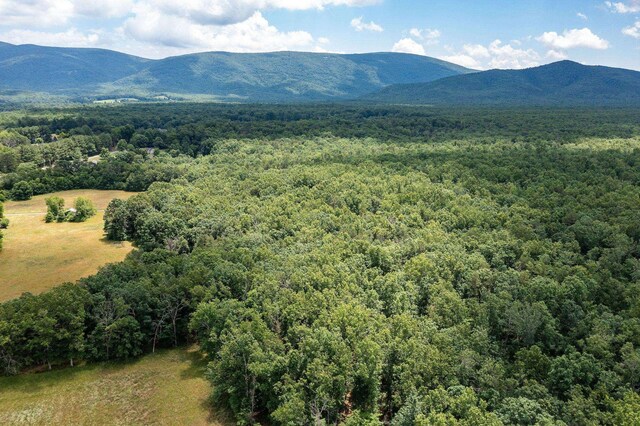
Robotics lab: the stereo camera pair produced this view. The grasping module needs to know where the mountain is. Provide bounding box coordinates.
[0,43,471,102]
[363,61,640,106]
[0,43,149,92]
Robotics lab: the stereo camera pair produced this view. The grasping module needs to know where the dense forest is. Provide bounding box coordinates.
[1,105,640,425]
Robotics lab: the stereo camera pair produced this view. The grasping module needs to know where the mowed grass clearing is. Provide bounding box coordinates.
[0,189,136,301]
[0,347,230,426]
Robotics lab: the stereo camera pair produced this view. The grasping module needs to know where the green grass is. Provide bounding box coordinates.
[0,189,136,301]
[0,347,230,425]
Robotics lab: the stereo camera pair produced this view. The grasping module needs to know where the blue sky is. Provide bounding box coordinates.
[0,0,638,70]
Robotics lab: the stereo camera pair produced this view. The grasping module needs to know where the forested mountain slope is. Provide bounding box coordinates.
[0,43,471,102]
[364,61,640,106]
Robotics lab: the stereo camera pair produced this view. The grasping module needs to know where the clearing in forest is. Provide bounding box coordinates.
[0,189,136,301]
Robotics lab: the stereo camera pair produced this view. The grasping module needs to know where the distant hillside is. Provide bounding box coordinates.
[0,43,471,102]
[363,61,640,106]
[0,43,149,92]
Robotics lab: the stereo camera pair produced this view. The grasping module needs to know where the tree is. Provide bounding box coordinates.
[496,397,555,425]
[71,197,97,222]
[0,149,19,173]
[10,181,33,201]
[104,199,129,241]
[45,196,66,223]
[612,392,640,425]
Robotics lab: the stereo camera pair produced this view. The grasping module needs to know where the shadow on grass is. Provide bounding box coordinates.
[178,346,235,425]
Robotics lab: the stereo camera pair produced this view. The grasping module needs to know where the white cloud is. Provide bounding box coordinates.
[0,0,380,29]
[123,10,314,54]
[463,44,490,58]
[440,54,480,68]
[350,16,383,32]
[0,0,74,27]
[605,0,640,13]
[0,28,102,47]
[486,40,540,69]
[546,49,569,60]
[622,20,640,38]
[409,28,441,45]
[440,39,540,70]
[0,0,381,57]
[392,38,426,55]
[537,28,609,50]
[0,0,133,27]
[0,0,386,58]
[577,12,588,20]
[73,0,134,18]
[136,0,380,27]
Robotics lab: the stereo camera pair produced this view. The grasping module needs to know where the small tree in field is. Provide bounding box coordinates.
[71,197,97,222]
[45,196,66,223]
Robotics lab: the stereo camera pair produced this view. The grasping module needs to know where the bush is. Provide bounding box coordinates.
[71,197,97,222]
[45,196,66,223]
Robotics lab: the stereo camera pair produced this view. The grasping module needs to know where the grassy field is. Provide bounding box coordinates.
[0,189,136,301]
[0,347,230,426]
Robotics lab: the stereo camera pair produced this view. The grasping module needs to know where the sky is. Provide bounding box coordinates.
[0,0,639,70]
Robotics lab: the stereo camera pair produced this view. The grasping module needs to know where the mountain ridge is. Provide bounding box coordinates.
[362,60,640,106]
[0,43,472,102]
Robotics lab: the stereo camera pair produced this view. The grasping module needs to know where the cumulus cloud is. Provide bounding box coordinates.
[485,40,540,69]
[622,20,640,38]
[0,28,102,47]
[350,17,383,32]
[440,54,480,68]
[605,0,640,13]
[537,28,609,50]
[546,49,568,60]
[441,39,540,70]
[0,0,74,27]
[0,0,385,57]
[122,0,381,27]
[0,0,379,55]
[0,0,382,27]
[392,38,426,55]
[409,28,441,45]
[123,10,314,52]
[73,0,134,18]
[463,44,490,58]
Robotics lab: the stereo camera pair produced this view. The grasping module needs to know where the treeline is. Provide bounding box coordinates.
[0,251,198,374]
[2,134,640,424]
[3,104,640,150]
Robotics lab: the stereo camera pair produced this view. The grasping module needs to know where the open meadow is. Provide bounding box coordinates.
[0,347,230,426]
[0,189,136,301]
